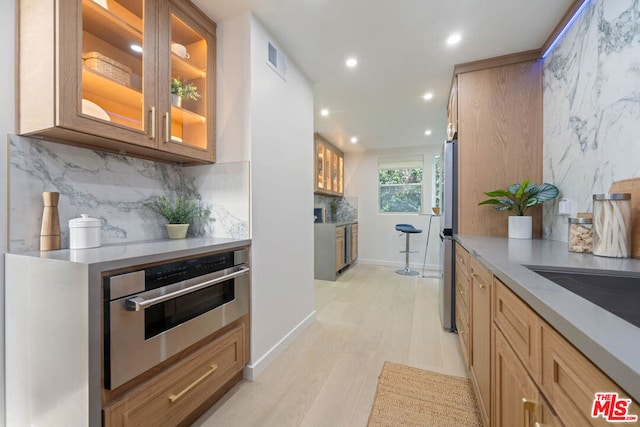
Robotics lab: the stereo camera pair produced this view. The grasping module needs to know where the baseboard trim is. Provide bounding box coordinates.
[357,258,440,271]
[243,310,316,381]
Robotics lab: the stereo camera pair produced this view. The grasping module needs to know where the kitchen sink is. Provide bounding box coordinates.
[526,266,640,328]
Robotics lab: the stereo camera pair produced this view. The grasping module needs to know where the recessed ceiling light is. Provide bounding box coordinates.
[130,44,143,53]
[346,57,358,68]
[423,92,434,101]
[425,130,432,136]
[446,33,462,46]
[320,108,330,116]
[350,136,358,143]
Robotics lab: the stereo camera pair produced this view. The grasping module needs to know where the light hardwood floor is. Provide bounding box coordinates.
[194,263,467,427]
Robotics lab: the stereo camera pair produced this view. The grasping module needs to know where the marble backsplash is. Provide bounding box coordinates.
[9,135,249,252]
[314,195,358,223]
[543,0,640,241]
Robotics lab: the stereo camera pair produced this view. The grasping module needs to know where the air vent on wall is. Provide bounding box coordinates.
[267,42,287,80]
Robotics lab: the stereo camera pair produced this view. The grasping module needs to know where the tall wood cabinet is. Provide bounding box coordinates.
[314,133,344,196]
[18,0,216,165]
[451,58,543,237]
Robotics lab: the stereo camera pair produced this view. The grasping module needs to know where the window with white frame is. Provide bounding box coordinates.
[378,155,424,213]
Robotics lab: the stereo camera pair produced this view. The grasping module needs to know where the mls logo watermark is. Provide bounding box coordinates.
[592,392,638,422]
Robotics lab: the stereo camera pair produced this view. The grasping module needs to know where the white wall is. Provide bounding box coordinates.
[216,14,251,163]
[1,0,15,423]
[345,145,442,271]
[217,13,315,379]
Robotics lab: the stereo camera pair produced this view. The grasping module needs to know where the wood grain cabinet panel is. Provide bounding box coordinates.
[454,243,470,367]
[335,227,345,272]
[351,223,358,262]
[469,256,492,427]
[494,278,540,382]
[540,322,639,427]
[494,328,539,427]
[456,60,543,237]
[104,324,245,427]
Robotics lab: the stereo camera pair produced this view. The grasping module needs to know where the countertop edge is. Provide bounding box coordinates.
[7,237,252,270]
[455,235,640,402]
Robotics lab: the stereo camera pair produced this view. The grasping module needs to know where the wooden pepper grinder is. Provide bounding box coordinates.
[40,192,61,251]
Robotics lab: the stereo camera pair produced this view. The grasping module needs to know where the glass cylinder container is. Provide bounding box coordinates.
[592,193,631,258]
[568,217,593,253]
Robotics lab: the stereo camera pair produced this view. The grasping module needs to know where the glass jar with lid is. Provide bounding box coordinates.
[592,193,632,257]
[568,217,593,253]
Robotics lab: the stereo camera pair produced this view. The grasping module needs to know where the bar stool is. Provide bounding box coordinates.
[395,223,422,276]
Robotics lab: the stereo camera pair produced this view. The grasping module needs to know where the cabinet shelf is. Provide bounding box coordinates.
[171,104,205,125]
[171,54,206,80]
[82,67,142,110]
[82,0,143,53]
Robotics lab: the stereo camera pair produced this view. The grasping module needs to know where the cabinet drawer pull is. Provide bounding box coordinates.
[471,273,487,289]
[149,106,156,139]
[534,423,546,427]
[522,398,536,427]
[168,364,218,403]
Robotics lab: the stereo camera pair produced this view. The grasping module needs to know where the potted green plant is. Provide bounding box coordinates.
[147,195,211,239]
[478,179,559,239]
[170,78,201,108]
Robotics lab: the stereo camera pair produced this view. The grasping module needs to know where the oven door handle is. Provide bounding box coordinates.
[125,266,250,312]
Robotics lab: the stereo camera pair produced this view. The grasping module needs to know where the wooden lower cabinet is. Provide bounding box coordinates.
[335,226,345,272]
[470,256,492,427]
[351,223,358,262]
[494,328,546,427]
[463,248,639,427]
[103,324,245,427]
[455,242,470,367]
[494,278,539,381]
[540,322,640,427]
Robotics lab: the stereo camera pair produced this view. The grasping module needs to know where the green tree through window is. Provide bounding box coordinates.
[379,163,423,213]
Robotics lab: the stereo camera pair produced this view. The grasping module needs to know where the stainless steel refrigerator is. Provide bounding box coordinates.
[439,139,458,332]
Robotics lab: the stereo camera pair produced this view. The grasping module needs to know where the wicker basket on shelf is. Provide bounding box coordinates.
[82,51,132,86]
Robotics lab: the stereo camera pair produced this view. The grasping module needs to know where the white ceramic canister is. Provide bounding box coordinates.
[69,214,102,249]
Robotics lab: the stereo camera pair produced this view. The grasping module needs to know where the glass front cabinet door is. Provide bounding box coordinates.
[158,1,216,162]
[76,0,156,148]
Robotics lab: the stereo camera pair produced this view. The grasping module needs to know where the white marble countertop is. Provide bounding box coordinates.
[455,235,640,401]
[10,237,251,270]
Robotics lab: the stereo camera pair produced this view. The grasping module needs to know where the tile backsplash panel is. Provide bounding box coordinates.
[9,135,249,252]
[543,0,640,241]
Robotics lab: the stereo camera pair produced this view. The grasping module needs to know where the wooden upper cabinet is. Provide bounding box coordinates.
[18,0,216,165]
[456,59,543,237]
[314,133,344,196]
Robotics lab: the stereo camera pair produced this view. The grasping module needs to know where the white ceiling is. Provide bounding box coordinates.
[194,0,574,152]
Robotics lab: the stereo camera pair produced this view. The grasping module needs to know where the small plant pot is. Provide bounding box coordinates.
[172,94,182,108]
[508,216,532,239]
[166,223,189,239]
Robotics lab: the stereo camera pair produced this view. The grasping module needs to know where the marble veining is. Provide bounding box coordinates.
[314,195,358,223]
[9,135,249,252]
[543,0,640,241]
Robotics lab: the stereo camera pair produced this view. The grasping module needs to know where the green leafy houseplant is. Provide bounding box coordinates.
[478,179,559,216]
[147,196,210,224]
[170,78,201,101]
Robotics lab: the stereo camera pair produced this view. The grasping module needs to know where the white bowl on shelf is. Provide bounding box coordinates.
[82,99,110,121]
[92,0,108,10]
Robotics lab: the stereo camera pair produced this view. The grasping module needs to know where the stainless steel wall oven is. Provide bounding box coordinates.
[103,248,250,390]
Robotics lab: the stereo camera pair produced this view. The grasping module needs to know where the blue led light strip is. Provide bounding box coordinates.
[542,0,592,58]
